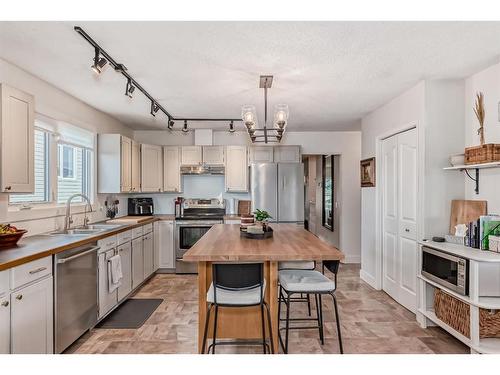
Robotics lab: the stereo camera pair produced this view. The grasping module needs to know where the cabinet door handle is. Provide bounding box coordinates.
[29,267,47,275]
[405,228,410,233]
[4,186,11,191]
[1,301,8,307]
[16,295,23,300]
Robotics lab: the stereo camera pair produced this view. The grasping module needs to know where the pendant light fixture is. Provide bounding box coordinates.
[241,75,289,143]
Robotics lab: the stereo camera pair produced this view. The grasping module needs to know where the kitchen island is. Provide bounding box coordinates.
[183,223,344,353]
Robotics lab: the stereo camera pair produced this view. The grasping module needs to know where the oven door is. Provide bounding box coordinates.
[176,225,212,258]
[421,246,469,295]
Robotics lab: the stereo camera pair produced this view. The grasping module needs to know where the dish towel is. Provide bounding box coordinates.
[108,254,123,293]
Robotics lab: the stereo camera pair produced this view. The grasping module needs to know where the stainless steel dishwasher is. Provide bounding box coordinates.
[54,243,99,353]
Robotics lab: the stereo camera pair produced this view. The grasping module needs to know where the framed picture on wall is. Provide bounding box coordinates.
[360,157,376,187]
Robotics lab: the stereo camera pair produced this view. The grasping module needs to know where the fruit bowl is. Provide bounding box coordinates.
[0,225,27,249]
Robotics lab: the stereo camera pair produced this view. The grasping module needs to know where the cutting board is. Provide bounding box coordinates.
[449,200,487,234]
[106,216,154,224]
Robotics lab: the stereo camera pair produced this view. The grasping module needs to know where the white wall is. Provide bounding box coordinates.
[0,57,133,235]
[135,129,362,263]
[464,61,500,213]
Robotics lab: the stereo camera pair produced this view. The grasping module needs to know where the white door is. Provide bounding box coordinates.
[120,136,132,193]
[225,146,248,192]
[131,140,141,192]
[117,242,132,301]
[382,128,418,313]
[143,233,154,278]
[0,294,10,354]
[141,144,163,192]
[158,220,175,269]
[98,250,118,319]
[203,146,225,165]
[163,146,181,192]
[131,237,144,289]
[11,276,53,354]
[181,146,202,165]
[1,84,35,193]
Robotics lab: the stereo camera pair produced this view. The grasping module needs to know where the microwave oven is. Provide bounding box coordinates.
[421,246,469,296]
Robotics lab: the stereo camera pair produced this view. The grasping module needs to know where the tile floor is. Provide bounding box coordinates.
[67,264,469,354]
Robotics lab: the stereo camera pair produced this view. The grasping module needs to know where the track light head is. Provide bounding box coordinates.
[151,101,160,116]
[125,79,135,98]
[182,120,189,133]
[167,119,174,130]
[229,121,235,133]
[91,47,107,74]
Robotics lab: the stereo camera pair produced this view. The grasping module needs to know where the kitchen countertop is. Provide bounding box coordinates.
[0,215,176,271]
[183,223,344,262]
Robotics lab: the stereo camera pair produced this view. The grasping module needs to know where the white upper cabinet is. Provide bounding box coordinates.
[274,146,301,163]
[163,146,181,193]
[98,134,139,193]
[0,84,35,193]
[203,146,225,165]
[131,140,141,192]
[120,136,132,193]
[141,144,163,192]
[181,146,202,165]
[249,146,274,163]
[225,146,248,192]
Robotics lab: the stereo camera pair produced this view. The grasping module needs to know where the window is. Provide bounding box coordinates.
[57,144,92,204]
[9,129,50,204]
[58,144,76,179]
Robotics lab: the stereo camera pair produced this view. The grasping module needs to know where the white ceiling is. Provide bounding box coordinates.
[1,21,500,132]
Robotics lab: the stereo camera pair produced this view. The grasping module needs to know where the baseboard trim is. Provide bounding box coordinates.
[360,269,378,289]
[343,255,361,264]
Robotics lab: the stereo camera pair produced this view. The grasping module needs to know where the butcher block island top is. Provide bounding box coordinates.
[183,223,344,262]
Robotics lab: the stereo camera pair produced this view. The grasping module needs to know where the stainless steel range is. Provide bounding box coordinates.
[175,198,225,273]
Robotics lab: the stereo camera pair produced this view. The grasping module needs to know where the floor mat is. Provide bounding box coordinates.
[96,298,163,329]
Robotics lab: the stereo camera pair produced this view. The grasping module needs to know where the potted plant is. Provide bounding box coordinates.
[253,209,272,231]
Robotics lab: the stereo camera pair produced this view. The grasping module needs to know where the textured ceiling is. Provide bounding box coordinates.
[1,21,500,132]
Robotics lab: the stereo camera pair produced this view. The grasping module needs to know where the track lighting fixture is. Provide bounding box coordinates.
[151,101,160,116]
[91,47,108,74]
[125,79,135,98]
[229,121,235,133]
[182,120,189,133]
[168,119,174,130]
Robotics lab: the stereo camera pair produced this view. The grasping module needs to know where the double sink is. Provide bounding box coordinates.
[47,223,125,237]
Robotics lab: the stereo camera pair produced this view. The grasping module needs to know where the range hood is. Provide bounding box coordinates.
[181,165,225,175]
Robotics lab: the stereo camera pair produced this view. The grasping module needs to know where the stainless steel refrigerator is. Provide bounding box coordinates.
[250,163,304,223]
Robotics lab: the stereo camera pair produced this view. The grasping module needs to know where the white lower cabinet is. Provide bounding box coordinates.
[98,249,118,319]
[132,237,144,289]
[11,276,53,354]
[158,220,175,269]
[117,242,132,302]
[143,233,154,278]
[0,293,10,354]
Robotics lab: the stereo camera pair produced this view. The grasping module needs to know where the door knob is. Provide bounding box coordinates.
[4,186,11,191]
[16,295,23,300]
[405,228,410,233]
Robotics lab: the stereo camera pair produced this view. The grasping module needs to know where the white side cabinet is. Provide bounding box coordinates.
[158,220,175,269]
[141,144,163,192]
[225,146,248,192]
[274,146,301,163]
[11,276,53,354]
[131,140,141,192]
[131,237,144,289]
[0,84,35,193]
[0,270,9,354]
[181,146,202,165]
[249,146,274,163]
[98,134,137,193]
[117,242,132,302]
[203,146,225,165]
[143,232,154,278]
[163,146,181,193]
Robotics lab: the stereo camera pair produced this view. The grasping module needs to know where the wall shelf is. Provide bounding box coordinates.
[443,161,500,194]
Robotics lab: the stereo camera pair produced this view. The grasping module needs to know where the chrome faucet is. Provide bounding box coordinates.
[64,193,93,232]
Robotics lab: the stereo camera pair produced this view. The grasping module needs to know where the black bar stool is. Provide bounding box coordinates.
[278,260,343,354]
[201,263,275,354]
[278,261,316,316]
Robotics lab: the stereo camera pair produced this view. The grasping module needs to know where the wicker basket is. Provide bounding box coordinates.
[464,144,500,165]
[434,289,500,339]
[434,289,470,338]
[480,309,500,338]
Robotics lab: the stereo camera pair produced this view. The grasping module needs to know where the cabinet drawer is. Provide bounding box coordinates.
[10,257,52,290]
[0,269,9,295]
[143,223,153,234]
[117,230,132,245]
[132,226,143,239]
[98,235,118,253]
